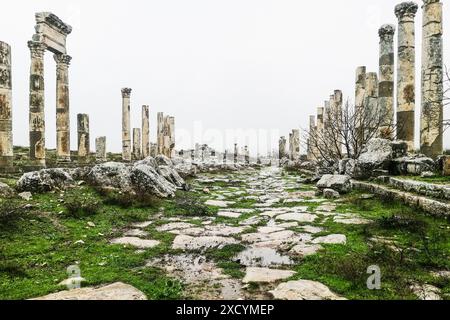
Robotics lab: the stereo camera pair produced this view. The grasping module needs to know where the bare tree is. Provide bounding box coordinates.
[303,99,397,163]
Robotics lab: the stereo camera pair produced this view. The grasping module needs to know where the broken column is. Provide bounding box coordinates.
[279,136,287,160]
[355,66,366,145]
[133,128,141,160]
[55,54,72,162]
[95,136,106,162]
[420,0,444,158]
[223,150,227,164]
[378,24,396,138]
[121,88,132,161]
[141,105,149,158]
[0,41,13,171]
[234,143,238,164]
[28,41,47,168]
[77,114,89,160]
[364,72,379,139]
[395,2,418,151]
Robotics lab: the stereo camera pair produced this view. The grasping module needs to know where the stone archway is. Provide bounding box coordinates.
[28,12,72,168]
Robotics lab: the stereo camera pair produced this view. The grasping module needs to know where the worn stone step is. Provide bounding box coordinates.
[351,180,450,218]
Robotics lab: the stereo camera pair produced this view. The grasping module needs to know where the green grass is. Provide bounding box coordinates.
[290,191,450,300]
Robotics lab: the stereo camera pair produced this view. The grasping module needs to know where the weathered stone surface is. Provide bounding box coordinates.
[234,248,292,267]
[31,282,147,300]
[95,136,107,162]
[289,244,323,257]
[275,213,317,223]
[132,128,141,160]
[141,105,150,158]
[391,155,436,175]
[0,41,13,170]
[242,267,296,284]
[110,237,160,249]
[121,88,132,162]
[323,188,340,199]
[269,280,345,300]
[77,114,89,159]
[396,2,418,151]
[87,162,132,191]
[17,168,74,192]
[172,235,237,251]
[387,177,450,201]
[410,283,442,300]
[312,234,347,245]
[420,0,443,159]
[317,175,351,194]
[0,182,14,197]
[130,163,177,197]
[354,139,407,179]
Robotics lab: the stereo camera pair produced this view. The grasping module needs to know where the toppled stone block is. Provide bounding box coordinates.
[0,182,14,197]
[391,155,436,175]
[316,175,351,194]
[17,168,74,193]
[323,188,340,199]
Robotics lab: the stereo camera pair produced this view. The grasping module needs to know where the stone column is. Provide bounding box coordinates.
[420,0,443,158]
[141,105,149,158]
[308,116,316,161]
[0,41,13,170]
[234,143,238,164]
[396,2,418,151]
[223,150,227,164]
[364,72,379,139]
[378,24,396,138]
[55,54,72,162]
[279,136,287,160]
[121,88,132,161]
[133,128,141,160]
[28,41,47,168]
[191,149,195,161]
[168,116,175,158]
[157,112,164,155]
[244,146,250,165]
[355,66,366,146]
[95,136,106,162]
[77,114,89,160]
[292,129,300,161]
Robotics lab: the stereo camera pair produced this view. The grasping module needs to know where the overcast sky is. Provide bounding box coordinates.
[1,0,449,156]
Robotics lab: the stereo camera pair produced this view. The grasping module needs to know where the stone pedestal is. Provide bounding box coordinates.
[77,114,89,160]
[28,41,47,168]
[396,2,418,151]
[121,88,132,161]
[55,54,72,162]
[95,136,106,162]
[420,0,444,158]
[378,24,396,139]
[133,128,141,160]
[0,41,13,171]
[142,105,149,158]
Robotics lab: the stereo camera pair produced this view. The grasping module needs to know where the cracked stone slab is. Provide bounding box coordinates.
[312,234,347,245]
[156,222,195,232]
[124,229,148,237]
[300,226,324,234]
[31,282,147,300]
[276,213,317,223]
[205,200,234,208]
[172,235,238,251]
[218,211,242,218]
[234,247,293,267]
[269,280,346,300]
[131,221,152,229]
[289,244,323,257]
[110,237,160,249]
[242,267,296,284]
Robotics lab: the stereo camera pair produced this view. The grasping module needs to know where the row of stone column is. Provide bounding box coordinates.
[121,88,154,161]
[308,0,444,160]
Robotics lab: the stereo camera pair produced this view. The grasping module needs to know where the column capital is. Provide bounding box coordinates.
[54,54,72,66]
[378,24,396,41]
[121,88,132,98]
[395,2,419,20]
[28,41,46,58]
[422,0,441,6]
